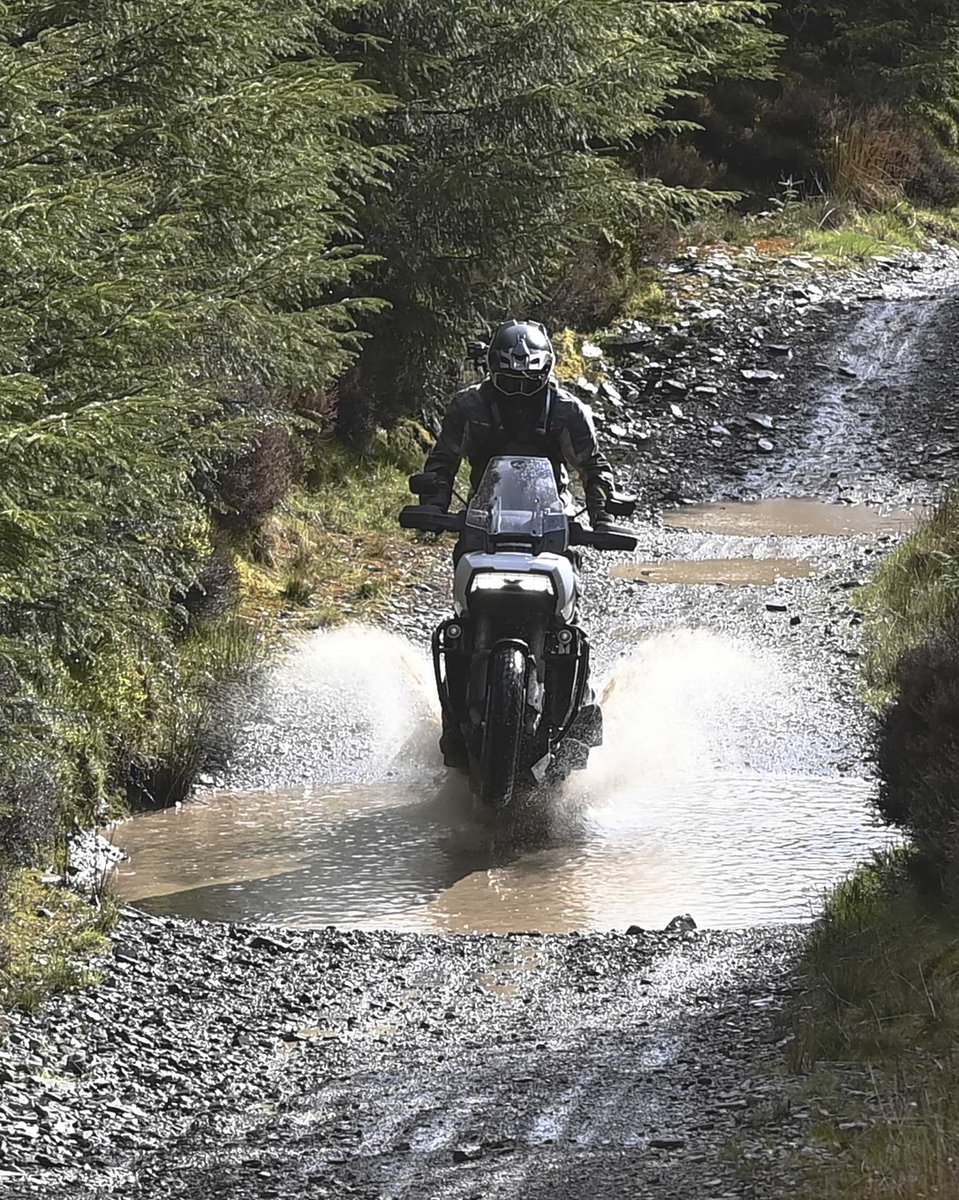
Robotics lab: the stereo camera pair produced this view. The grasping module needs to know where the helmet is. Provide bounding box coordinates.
[486,320,554,397]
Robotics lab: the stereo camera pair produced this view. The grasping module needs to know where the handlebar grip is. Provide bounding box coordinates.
[570,523,638,552]
[399,506,465,535]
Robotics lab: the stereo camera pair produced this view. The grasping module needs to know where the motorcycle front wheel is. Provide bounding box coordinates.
[479,643,527,808]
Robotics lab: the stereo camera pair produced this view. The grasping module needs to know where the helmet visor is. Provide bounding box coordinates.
[491,371,548,397]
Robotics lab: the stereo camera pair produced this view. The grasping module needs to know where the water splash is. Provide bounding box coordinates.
[224,624,441,790]
[117,623,894,932]
[578,629,841,801]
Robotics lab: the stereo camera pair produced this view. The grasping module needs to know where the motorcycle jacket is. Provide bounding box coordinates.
[423,378,615,519]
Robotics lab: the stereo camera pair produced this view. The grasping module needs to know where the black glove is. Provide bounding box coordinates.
[421,496,449,514]
[589,508,613,531]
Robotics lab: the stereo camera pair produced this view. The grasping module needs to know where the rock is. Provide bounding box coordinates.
[746,413,774,431]
[608,424,628,440]
[452,1144,482,1163]
[741,369,782,383]
[669,404,685,421]
[664,379,688,394]
[837,365,858,378]
[599,380,622,403]
[766,602,788,613]
[249,934,291,953]
[581,341,603,360]
[665,914,697,933]
[649,1137,687,1151]
[626,925,646,936]
[767,344,793,357]
[757,438,775,452]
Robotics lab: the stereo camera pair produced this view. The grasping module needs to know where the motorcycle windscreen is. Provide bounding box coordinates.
[464,456,568,539]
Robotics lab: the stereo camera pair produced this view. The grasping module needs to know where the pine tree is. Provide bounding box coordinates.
[0,1,388,850]
[780,1,959,128]
[336,0,778,427]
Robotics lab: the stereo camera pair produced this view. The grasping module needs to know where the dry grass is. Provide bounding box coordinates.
[0,869,115,1016]
[237,442,443,628]
[788,852,959,1199]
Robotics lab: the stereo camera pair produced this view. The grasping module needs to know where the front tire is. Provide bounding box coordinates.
[479,644,527,807]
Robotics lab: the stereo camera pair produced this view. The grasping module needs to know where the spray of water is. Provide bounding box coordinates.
[225,625,442,789]
[581,628,841,799]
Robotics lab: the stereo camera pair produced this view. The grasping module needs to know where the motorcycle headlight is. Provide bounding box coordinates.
[469,572,555,596]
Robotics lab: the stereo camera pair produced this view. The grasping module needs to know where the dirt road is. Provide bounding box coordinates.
[3,245,958,1199]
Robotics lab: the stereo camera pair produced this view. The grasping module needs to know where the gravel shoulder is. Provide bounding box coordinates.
[4,243,959,1199]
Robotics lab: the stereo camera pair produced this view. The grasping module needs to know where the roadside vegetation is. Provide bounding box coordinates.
[5,0,959,1008]
[785,495,959,1193]
[789,850,959,1199]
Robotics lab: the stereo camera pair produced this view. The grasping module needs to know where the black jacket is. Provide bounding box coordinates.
[423,379,615,517]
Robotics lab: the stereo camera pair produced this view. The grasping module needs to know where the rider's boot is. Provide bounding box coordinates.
[567,700,603,747]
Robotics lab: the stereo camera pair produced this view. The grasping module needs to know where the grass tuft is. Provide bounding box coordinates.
[787,852,959,1199]
[857,493,959,703]
[0,870,116,1017]
[237,441,442,628]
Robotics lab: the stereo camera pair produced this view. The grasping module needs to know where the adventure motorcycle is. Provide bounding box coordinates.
[400,456,637,808]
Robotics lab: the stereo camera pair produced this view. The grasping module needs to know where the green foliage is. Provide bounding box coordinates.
[778,1,959,116]
[0,1,388,859]
[858,495,959,701]
[787,852,959,1199]
[1,869,116,1014]
[337,0,779,427]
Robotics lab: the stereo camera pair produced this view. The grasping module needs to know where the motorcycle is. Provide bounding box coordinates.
[400,455,638,807]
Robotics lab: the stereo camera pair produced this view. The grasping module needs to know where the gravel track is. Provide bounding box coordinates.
[4,244,959,1199]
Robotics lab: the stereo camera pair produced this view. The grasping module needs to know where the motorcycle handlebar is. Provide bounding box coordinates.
[569,524,639,552]
[399,506,466,534]
[399,506,638,551]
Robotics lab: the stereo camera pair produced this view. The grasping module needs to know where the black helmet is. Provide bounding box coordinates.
[487,320,554,397]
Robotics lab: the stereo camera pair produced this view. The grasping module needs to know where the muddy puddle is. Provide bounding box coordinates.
[112,774,891,932]
[112,629,898,934]
[663,497,919,538]
[613,558,816,586]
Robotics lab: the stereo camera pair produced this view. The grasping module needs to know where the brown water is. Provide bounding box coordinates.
[111,775,889,933]
[112,630,898,933]
[612,559,816,586]
[663,498,919,538]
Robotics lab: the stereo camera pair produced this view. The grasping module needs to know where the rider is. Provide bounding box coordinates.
[419,319,617,528]
[418,319,617,767]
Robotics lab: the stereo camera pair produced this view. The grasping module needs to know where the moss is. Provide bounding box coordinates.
[0,869,116,1016]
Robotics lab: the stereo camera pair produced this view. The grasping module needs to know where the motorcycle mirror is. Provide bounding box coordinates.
[606,492,638,518]
[466,340,488,366]
[409,471,439,496]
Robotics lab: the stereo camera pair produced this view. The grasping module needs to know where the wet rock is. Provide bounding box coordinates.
[665,915,697,933]
[757,438,776,453]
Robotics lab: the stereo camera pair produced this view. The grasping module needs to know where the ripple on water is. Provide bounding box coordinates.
[112,631,899,934]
